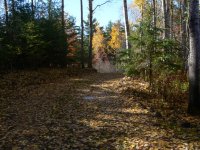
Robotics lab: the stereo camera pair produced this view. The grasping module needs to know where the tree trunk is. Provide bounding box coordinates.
[140,5,144,52]
[61,0,67,62]
[88,0,93,68]
[31,0,34,19]
[61,0,64,28]
[4,0,8,24]
[188,0,200,115]
[123,0,130,50]
[162,0,170,39]
[80,0,85,68]
[166,0,171,38]
[48,0,52,19]
[152,0,156,30]
[181,0,188,69]
[150,0,157,89]
[11,0,15,17]
[170,0,173,39]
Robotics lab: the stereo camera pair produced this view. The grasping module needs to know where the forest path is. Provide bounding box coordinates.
[0,71,199,149]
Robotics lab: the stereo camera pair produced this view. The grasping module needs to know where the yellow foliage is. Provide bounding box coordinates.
[108,24,122,54]
[132,0,145,8]
[92,26,105,54]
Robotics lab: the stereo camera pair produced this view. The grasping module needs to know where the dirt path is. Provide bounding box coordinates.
[0,72,200,149]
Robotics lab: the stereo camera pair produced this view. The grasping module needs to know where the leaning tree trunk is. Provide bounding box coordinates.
[88,0,93,68]
[123,0,130,50]
[188,0,200,115]
[80,0,85,68]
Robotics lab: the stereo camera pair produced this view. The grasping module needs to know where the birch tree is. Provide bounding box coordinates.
[123,0,130,49]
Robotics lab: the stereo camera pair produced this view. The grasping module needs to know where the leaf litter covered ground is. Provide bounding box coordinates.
[0,69,200,149]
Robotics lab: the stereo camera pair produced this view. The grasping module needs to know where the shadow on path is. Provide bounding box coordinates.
[0,72,200,149]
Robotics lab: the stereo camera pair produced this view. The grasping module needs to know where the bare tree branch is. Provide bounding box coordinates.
[92,0,111,13]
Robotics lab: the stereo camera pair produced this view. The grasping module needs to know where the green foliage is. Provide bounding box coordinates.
[118,4,188,104]
[0,0,77,70]
[118,50,145,76]
[84,17,98,37]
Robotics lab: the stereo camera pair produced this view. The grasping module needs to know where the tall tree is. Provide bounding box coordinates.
[87,0,110,68]
[150,0,157,89]
[4,0,8,24]
[88,0,93,68]
[11,0,15,17]
[123,0,130,49]
[181,0,188,69]
[31,0,34,19]
[61,0,64,28]
[162,0,170,39]
[170,0,174,38]
[61,0,68,65]
[133,0,145,52]
[188,0,200,114]
[152,0,156,30]
[80,0,85,68]
[48,0,52,19]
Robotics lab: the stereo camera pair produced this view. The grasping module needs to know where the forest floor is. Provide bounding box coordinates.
[0,69,200,149]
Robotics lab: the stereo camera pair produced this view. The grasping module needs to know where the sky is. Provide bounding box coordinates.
[65,0,133,27]
[0,0,136,27]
